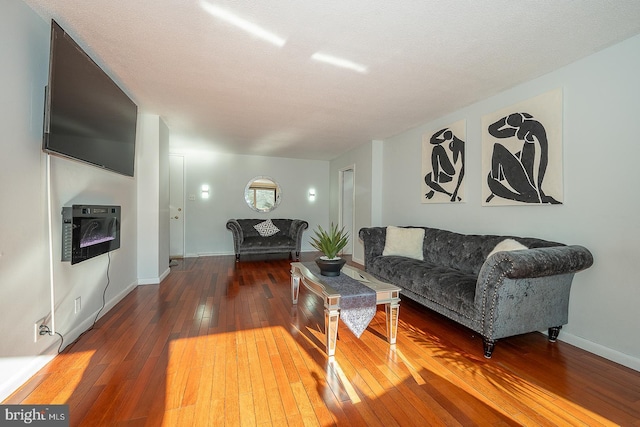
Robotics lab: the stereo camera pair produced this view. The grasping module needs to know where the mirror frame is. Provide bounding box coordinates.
[244,176,282,212]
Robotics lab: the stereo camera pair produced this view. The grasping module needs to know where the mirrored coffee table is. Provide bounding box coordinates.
[291,262,401,357]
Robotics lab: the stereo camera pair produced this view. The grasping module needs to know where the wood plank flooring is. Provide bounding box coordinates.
[4,254,640,426]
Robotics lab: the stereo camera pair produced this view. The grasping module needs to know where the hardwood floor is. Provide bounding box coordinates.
[4,254,640,426]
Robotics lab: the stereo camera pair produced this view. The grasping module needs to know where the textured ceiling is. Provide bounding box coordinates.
[22,0,640,160]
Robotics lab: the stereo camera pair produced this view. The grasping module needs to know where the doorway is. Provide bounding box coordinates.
[169,155,185,259]
[339,166,355,256]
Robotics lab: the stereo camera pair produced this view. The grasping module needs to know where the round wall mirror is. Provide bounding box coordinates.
[244,176,281,212]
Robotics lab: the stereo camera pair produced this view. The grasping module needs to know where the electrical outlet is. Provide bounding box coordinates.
[75,297,81,314]
[34,317,47,343]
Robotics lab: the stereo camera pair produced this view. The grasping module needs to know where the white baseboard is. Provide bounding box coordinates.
[59,279,138,351]
[195,251,233,257]
[159,267,170,282]
[559,331,640,372]
[0,355,56,402]
[137,267,171,285]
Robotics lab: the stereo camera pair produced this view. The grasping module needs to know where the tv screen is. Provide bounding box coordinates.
[43,20,137,177]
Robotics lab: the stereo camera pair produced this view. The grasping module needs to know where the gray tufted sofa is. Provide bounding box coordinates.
[226,219,308,261]
[359,226,593,358]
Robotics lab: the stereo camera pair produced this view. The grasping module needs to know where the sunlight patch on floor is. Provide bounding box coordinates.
[50,350,96,403]
[393,348,426,385]
[326,359,361,404]
[401,320,617,425]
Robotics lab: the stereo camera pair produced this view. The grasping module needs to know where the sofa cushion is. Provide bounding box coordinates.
[254,219,280,237]
[382,226,425,260]
[241,235,296,252]
[368,255,478,316]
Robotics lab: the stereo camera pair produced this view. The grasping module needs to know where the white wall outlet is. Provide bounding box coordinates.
[75,297,81,314]
[34,317,47,343]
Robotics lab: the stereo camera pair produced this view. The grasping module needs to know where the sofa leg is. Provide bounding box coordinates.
[295,251,300,261]
[548,326,562,342]
[235,254,240,262]
[483,338,495,358]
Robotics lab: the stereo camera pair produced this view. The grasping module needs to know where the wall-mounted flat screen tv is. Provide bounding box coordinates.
[43,20,137,177]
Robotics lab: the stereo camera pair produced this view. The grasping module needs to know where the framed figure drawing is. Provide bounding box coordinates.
[421,119,466,203]
[482,88,563,206]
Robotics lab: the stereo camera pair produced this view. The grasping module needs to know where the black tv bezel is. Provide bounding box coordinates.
[43,20,137,177]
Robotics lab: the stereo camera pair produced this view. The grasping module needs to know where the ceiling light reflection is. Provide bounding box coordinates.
[311,52,368,74]
[199,1,286,47]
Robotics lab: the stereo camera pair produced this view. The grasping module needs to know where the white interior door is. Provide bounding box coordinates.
[340,167,355,255]
[169,155,185,258]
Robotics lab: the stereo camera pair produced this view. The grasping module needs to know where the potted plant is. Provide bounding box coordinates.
[310,223,349,276]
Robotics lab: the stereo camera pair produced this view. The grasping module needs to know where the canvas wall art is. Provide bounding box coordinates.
[421,119,466,203]
[481,88,563,206]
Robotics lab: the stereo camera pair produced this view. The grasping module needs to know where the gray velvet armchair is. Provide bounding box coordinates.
[226,219,308,261]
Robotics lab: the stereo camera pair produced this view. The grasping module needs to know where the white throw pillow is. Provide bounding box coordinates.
[382,226,425,260]
[487,238,527,259]
[254,219,280,237]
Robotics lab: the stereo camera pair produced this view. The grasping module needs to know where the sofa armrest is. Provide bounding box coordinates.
[359,227,387,266]
[289,220,309,252]
[226,219,243,253]
[475,245,593,341]
[480,245,594,280]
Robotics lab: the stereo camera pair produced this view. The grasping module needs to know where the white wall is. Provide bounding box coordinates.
[380,35,640,370]
[170,148,330,257]
[330,142,377,264]
[137,114,170,284]
[0,1,139,400]
[0,0,53,400]
[48,156,138,346]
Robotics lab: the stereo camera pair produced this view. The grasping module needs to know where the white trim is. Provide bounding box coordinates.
[352,255,365,266]
[169,154,186,259]
[196,251,234,257]
[0,354,56,402]
[59,279,138,351]
[45,154,56,334]
[137,267,171,285]
[559,331,640,372]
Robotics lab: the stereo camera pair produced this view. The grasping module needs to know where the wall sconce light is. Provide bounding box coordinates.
[201,184,210,199]
[308,189,316,201]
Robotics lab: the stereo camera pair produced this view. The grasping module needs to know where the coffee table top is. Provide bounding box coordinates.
[290,262,400,303]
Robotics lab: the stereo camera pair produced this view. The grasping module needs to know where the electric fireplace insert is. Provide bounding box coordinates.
[62,205,121,264]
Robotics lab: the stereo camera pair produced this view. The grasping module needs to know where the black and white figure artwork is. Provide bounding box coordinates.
[421,119,465,203]
[482,89,563,206]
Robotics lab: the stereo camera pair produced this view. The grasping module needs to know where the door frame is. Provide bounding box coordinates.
[169,154,186,259]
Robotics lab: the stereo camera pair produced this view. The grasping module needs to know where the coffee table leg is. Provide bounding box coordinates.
[385,302,399,345]
[291,273,300,304]
[325,307,339,357]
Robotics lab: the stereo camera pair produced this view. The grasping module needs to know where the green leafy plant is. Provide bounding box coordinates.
[310,223,349,259]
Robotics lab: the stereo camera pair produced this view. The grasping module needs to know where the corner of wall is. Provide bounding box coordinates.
[371,140,384,226]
